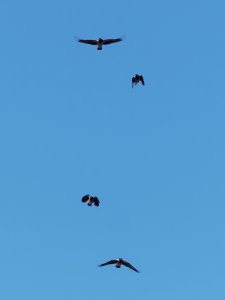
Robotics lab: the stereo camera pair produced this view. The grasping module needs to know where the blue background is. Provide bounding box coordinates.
[0,0,225,299]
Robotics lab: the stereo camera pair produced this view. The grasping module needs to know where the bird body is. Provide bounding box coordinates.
[77,37,123,50]
[132,74,145,88]
[115,260,122,268]
[99,258,139,273]
[97,38,103,50]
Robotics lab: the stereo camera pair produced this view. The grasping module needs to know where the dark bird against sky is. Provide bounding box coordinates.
[132,74,145,88]
[77,37,123,50]
[82,194,100,207]
[98,258,139,273]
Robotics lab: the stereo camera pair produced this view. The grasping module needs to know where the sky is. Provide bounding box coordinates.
[0,0,225,299]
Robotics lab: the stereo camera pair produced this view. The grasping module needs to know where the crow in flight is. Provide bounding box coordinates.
[77,37,123,50]
[132,74,145,88]
[99,258,139,273]
[82,194,100,207]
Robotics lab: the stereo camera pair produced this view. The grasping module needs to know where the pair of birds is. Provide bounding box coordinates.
[81,194,140,273]
[77,37,145,88]
[80,36,141,273]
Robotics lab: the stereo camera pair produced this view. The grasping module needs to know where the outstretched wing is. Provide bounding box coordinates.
[93,197,100,207]
[82,194,90,202]
[140,75,145,85]
[99,260,117,267]
[103,38,123,45]
[78,39,98,45]
[122,260,140,273]
[132,77,135,88]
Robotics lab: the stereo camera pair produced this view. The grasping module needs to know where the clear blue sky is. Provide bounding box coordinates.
[0,0,225,299]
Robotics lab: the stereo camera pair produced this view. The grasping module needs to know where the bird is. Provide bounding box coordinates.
[98,258,139,273]
[76,37,123,50]
[132,74,145,88]
[81,194,100,207]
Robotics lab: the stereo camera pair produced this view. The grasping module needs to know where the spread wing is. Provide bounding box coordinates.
[99,259,117,267]
[82,194,90,202]
[121,260,140,273]
[103,38,123,45]
[78,39,98,45]
[93,197,100,207]
[132,77,135,88]
[140,75,145,85]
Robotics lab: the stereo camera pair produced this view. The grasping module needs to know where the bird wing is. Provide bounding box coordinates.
[99,259,117,267]
[78,39,98,45]
[132,77,135,88]
[103,38,123,45]
[93,197,100,207]
[81,194,90,202]
[122,260,140,273]
[140,75,145,85]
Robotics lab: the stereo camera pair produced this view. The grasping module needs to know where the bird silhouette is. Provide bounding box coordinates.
[132,74,145,88]
[99,258,139,273]
[76,37,123,50]
[81,194,100,207]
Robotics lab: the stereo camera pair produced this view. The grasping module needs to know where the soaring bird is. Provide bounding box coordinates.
[132,74,145,88]
[81,194,100,207]
[77,37,123,50]
[98,258,139,273]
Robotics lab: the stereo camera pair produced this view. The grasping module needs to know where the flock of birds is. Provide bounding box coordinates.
[77,36,145,88]
[77,36,143,273]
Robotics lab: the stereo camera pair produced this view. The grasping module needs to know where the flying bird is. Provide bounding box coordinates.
[76,37,123,50]
[132,74,145,88]
[82,194,100,207]
[98,258,139,273]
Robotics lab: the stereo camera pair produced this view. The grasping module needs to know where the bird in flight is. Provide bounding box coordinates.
[132,74,145,88]
[76,37,123,50]
[82,194,100,207]
[98,258,139,273]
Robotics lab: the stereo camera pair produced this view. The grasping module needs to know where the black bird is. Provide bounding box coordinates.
[77,37,123,50]
[132,74,145,88]
[82,194,100,207]
[99,258,139,273]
